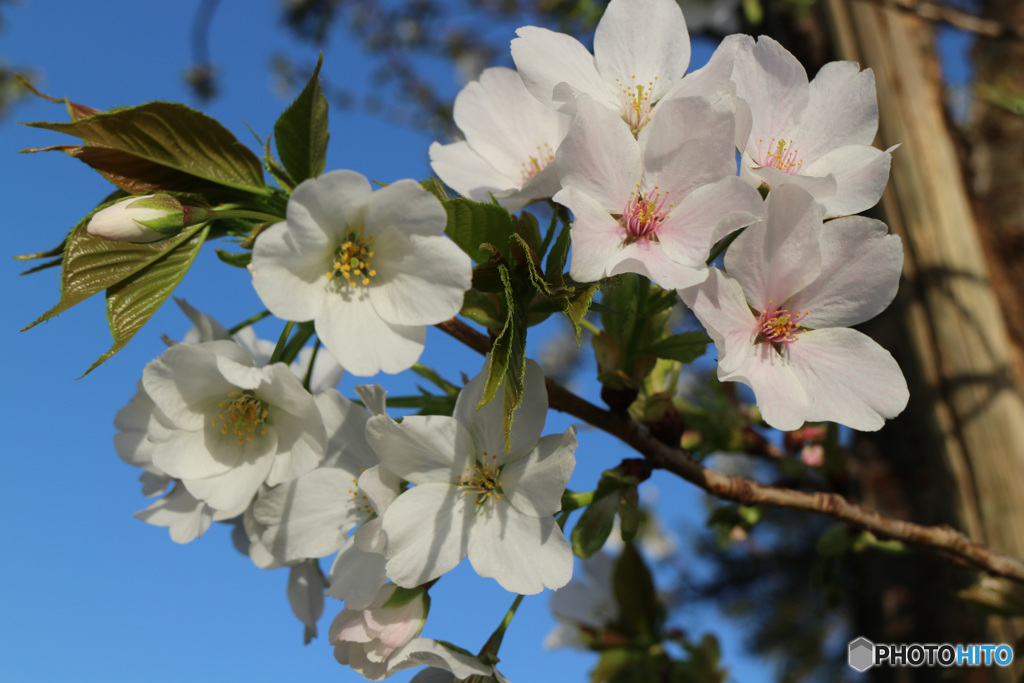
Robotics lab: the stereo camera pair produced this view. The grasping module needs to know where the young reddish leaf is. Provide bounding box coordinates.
[25,102,266,193]
[22,144,203,193]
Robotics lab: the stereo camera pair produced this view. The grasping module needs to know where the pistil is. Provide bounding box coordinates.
[622,184,671,244]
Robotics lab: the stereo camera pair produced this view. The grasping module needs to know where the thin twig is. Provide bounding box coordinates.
[436,317,1024,583]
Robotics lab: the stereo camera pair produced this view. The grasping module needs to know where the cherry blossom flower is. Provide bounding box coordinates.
[429,67,572,211]
[511,0,741,135]
[250,171,472,376]
[337,636,496,682]
[115,302,340,543]
[679,185,909,431]
[553,95,764,288]
[512,0,687,132]
[253,384,400,608]
[366,359,577,595]
[731,35,894,218]
[330,583,429,679]
[141,340,327,515]
[545,553,619,650]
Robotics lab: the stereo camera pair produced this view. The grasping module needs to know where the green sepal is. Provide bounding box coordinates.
[274,54,329,185]
[24,102,266,193]
[381,585,427,610]
[81,224,209,376]
[214,249,252,268]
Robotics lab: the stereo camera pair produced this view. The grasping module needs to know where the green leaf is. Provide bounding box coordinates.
[25,102,265,193]
[214,249,252,268]
[82,225,209,376]
[274,54,328,185]
[640,331,711,364]
[512,211,542,257]
[460,289,503,330]
[571,493,618,559]
[19,257,63,276]
[14,239,66,262]
[516,231,598,342]
[23,218,196,332]
[421,177,450,203]
[477,264,528,451]
[443,198,515,264]
[618,484,640,543]
[613,543,662,642]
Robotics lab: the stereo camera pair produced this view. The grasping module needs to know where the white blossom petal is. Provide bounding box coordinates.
[468,505,573,594]
[787,328,909,431]
[381,484,473,588]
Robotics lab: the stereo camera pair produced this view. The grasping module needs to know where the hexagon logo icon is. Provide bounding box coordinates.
[848,637,875,672]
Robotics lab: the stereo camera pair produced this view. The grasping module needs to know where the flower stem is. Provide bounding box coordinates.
[478,593,525,664]
[278,322,316,366]
[209,208,284,223]
[706,227,746,265]
[578,317,601,336]
[301,339,322,391]
[268,321,295,364]
[227,309,271,335]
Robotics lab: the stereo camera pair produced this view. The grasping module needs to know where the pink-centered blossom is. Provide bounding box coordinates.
[553,95,764,288]
[731,35,894,218]
[680,185,909,431]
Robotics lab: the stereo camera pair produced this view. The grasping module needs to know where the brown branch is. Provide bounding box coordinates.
[857,0,1024,41]
[436,317,1024,583]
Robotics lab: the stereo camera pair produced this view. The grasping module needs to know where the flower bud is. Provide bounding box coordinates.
[86,194,209,243]
[330,583,429,673]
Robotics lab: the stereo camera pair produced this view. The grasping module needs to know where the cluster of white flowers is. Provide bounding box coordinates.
[431,0,908,431]
[110,0,912,679]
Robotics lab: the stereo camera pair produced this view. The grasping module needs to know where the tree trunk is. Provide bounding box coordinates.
[821,0,1024,678]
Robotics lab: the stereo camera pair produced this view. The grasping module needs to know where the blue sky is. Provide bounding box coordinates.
[1,1,975,682]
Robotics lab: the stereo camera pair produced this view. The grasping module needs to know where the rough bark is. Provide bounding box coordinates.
[822,0,1024,678]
